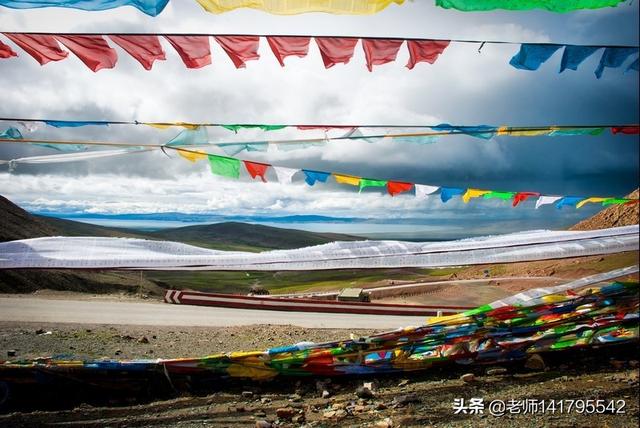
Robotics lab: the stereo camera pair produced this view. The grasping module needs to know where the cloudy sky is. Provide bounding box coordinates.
[0,1,638,235]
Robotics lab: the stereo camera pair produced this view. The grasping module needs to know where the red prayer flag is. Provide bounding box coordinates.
[3,34,66,65]
[387,181,413,196]
[267,36,310,66]
[54,35,117,72]
[244,161,269,182]
[611,126,640,135]
[362,38,403,71]
[512,192,540,207]
[164,36,211,69]
[0,39,17,59]
[406,40,449,69]
[315,37,358,69]
[109,35,165,70]
[215,36,260,69]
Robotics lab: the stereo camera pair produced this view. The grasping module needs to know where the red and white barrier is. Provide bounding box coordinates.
[164,289,472,316]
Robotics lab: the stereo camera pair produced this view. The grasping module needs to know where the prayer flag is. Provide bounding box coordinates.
[164,36,211,69]
[362,38,404,71]
[208,154,240,178]
[576,197,607,209]
[215,36,260,68]
[611,126,639,135]
[315,37,358,69]
[406,40,449,69]
[54,35,117,71]
[194,0,405,14]
[109,35,165,70]
[178,149,207,162]
[267,36,310,66]
[434,0,625,12]
[595,47,639,78]
[510,44,562,71]
[243,161,269,182]
[0,0,169,16]
[333,174,361,186]
[555,196,583,209]
[0,39,17,58]
[3,33,67,64]
[387,181,413,196]
[414,184,439,197]
[302,170,330,186]
[273,166,298,184]
[535,196,562,209]
[483,191,515,200]
[560,45,600,72]
[462,189,490,203]
[512,192,540,207]
[440,187,464,202]
[359,179,387,192]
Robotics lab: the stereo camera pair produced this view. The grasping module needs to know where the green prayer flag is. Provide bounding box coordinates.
[602,198,629,206]
[435,0,624,12]
[549,128,605,136]
[483,191,516,200]
[359,179,388,192]
[222,124,287,132]
[208,155,240,178]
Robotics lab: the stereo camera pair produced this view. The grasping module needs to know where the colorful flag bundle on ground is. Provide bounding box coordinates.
[1,281,637,384]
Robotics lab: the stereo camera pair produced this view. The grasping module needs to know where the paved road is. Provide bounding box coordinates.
[0,297,428,329]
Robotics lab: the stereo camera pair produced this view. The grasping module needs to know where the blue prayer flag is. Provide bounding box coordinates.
[595,47,639,79]
[302,170,330,186]
[509,44,562,71]
[440,187,465,203]
[560,46,600,72]
[0,0,168,16]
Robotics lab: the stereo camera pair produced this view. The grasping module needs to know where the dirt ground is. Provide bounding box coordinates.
[1,322,639,428]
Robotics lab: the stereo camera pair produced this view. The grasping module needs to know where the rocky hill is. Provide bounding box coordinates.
[571,189,639,231]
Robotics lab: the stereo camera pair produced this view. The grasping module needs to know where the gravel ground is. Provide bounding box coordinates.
[1,322,639,427]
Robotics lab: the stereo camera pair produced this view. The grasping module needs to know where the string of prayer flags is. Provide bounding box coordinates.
[440,187,465,202]
[208,154,240,178]
[435,0,626,12]
[0,0,169,16]
[302,170,330,186]
[243,160,269,182]
[194,0,405,15]
[510,44,639,77]
[387,181,413,196]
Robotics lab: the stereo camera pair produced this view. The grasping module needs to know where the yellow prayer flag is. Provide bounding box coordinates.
[196,0,404,14]
[576,197,607,209]
[497,126,553,137]
[144,122,200,130]
[462,189,490,203]
[333,174,361,186]
[177,149,207,162]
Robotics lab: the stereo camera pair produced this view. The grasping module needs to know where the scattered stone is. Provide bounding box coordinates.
[276,407,295,420]
[242,391,254,399]
[321,390,331,399]
[331,402,347,410]
[335,409,347,419]
[137,336,149,344]
[288,393,302,402]
[460,373,475,383]
[363,381,374,390]
[254,410,267,418]
[114,349,122,356]
[292,414,305,424]
[398,379,409,387]
[7,350,16,357]
[610,359,625,369]
[35,328,46,335]
[394,393,420,405]
[486,367,508,376]
[323,410,336,419]
[375,402,387,410]
[354,405,367,413]
[255,420,272,428]
[260,397,271,404]
[375,417,394,428]
[236,405,246,413]
[629,360,639,368]
[524,354,546,371]
[356,386,375,399]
